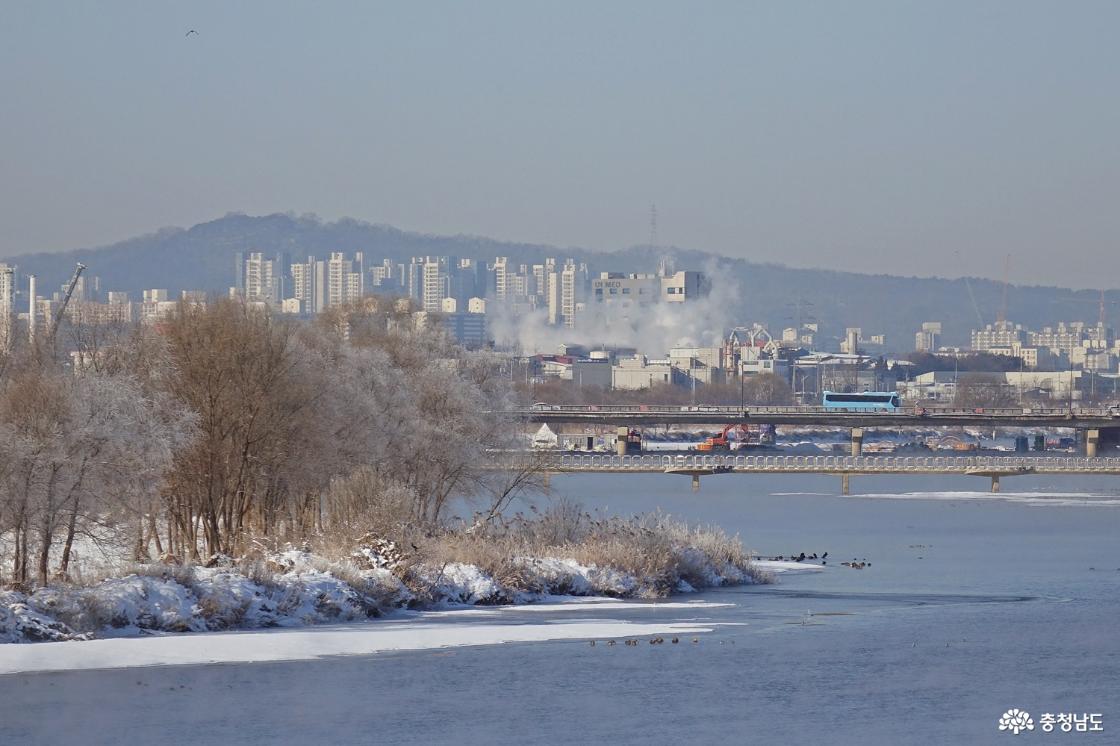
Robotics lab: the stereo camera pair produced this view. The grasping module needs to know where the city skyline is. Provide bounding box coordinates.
[5,244,1118,374]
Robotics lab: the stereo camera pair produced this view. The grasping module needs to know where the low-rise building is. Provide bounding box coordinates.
[572,358,612,389]
[660,270,710,302]
[740,358,790,379]
[915,322,942,353]
[897,371,958,402]
[986,345,1053,369]
[611,355,688,390]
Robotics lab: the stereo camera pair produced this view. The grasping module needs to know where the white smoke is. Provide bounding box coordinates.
[488,258,740,355]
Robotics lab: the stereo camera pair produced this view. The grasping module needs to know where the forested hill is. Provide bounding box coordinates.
[5,212,1114,350]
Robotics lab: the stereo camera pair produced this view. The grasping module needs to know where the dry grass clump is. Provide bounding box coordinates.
[407,530,541,598]
[409,499,767,598]
[562,521,679,597]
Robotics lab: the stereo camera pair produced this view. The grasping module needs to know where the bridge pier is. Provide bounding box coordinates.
[1085,428,1100,458]
[991,475,1000,493]
[841,473,850,495]
[692,474,701,492]
[851,428,864,457]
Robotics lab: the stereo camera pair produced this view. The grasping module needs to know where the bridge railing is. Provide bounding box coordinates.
[515,404,1118,418]
[539,452,1120,473]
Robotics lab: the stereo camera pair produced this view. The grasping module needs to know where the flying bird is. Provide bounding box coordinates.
[186,29,199,37]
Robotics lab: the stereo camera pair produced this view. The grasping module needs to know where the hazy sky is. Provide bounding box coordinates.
[2,1,1118,287]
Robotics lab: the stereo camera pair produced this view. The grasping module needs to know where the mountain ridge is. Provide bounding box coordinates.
[4,212,1115,351]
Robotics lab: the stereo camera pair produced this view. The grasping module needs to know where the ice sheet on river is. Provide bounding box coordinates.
[850,491,1120,507]
[0,610,719,675]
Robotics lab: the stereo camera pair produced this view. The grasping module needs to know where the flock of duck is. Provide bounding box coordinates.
[589,637,699,647]
[762,551,873,569]
[765,551,828,563]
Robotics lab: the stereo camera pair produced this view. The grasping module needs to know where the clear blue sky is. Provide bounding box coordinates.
[2,1,1117,287]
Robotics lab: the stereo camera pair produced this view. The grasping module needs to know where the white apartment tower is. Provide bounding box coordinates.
[327,252,365,308]
[493,257,510,300]
[327,252,349,307]
[242,252,279,305]
[558,260,581,328]
[421,256,451,312]
[0,264,14,351]
[290,257,321,313]
[532,261,550,300]
[546,267,561,326]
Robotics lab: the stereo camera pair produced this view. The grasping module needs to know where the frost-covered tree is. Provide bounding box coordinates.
[0,364,187,586]
[0,295,541,585]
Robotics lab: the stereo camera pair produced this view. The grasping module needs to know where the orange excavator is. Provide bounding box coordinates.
[697,424,748,452]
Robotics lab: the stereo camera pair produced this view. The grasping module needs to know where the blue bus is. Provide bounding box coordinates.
[822,391,901,411]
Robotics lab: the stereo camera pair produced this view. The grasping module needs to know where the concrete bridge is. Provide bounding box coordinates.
[494,452,1120,494]
[510,405,1120,457]
[514,404,1120,429]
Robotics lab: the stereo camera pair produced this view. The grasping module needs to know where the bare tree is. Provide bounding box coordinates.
[160,300,319,557]
[743,373,795,405]
[954,373,1016,408]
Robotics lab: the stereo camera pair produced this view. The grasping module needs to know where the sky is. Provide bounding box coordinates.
[1,1,1118,288]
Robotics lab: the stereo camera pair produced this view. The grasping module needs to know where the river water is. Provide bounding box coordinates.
[2,473,1118,744]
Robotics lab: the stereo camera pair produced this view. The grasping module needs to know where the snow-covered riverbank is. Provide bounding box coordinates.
[1,544,769,645]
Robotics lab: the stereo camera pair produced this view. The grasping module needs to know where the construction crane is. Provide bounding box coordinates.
[952,250,985,326]
[48,262,86,345]
[1052,289,1120,328]
[996,254,1011,325]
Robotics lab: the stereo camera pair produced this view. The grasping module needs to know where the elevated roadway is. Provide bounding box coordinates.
[512,404,1120,429]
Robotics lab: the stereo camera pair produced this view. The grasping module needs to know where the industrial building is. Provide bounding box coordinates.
[591,269,708,305]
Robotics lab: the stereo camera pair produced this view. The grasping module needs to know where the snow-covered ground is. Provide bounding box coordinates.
[0,600,732,674]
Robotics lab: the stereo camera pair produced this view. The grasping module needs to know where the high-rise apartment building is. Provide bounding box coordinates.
[290,257,319,314]
[558,260,582,328]
[971,321,1027,351]
[326,252,365,308]
[0,264,14,351]
[421,256,451,312]
[532,261,550,300]
[493,257,510,300]
[242,252,279,305]
[327,252,349,307]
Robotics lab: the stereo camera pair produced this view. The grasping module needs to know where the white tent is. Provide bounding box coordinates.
[532,423,559,448]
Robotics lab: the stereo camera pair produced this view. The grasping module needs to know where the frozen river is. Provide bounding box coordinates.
[2,472,1118,744]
